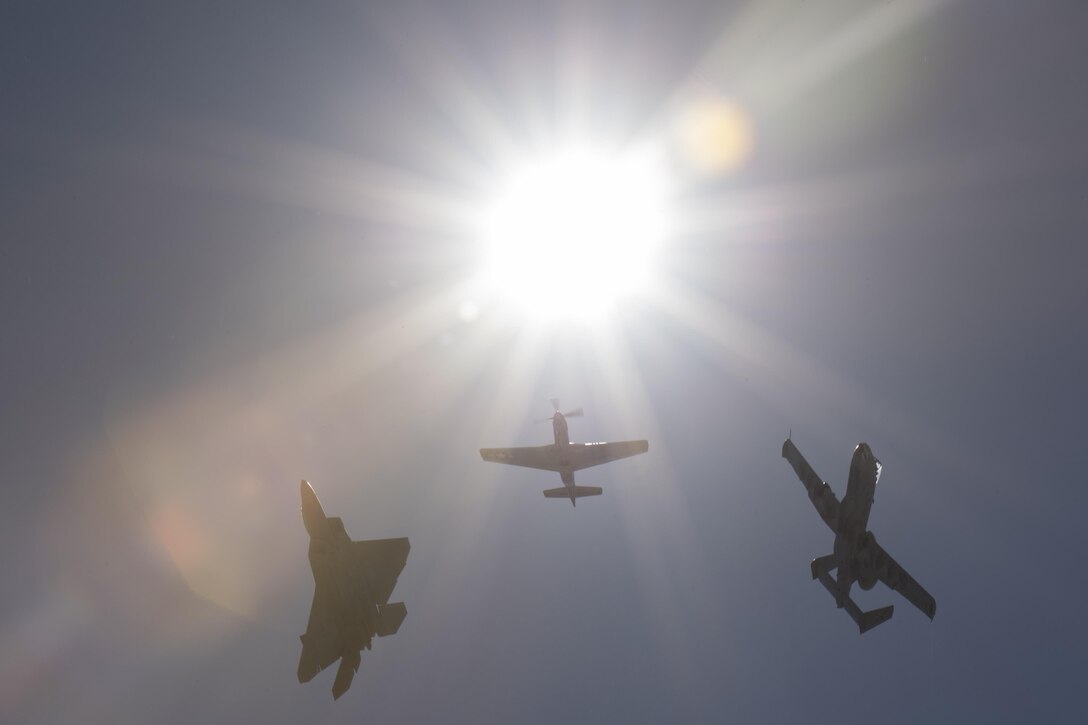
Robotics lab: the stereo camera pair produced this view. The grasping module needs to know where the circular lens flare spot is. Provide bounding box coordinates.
[675,96,754,175]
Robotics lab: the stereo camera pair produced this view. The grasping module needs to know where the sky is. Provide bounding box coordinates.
[2,1,1087,722]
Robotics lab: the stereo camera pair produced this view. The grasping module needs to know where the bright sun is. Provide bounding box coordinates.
[479,145,671,321]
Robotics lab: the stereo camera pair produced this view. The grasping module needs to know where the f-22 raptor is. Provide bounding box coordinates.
[782,438,936,633]
[297,480,410,699]
[480,399,648,506]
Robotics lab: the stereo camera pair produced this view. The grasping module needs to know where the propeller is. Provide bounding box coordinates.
[535,399,584,423]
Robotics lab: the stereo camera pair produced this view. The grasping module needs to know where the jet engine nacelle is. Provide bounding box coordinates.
[856,532,878,590]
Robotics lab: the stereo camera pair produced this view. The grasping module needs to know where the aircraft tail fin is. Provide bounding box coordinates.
[543,485,602,500]
[374,602,407,637]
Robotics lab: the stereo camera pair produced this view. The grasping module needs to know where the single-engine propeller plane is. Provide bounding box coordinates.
[781,437,936,633]
[480,399,648,506]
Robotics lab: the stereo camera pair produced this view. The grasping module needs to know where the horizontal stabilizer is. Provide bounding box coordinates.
[375,602,407,637]
[857,605,895,634]
[543,485,602,499]
[813,556,895,634]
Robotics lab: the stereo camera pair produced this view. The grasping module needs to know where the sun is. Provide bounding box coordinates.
[478,145,672,321]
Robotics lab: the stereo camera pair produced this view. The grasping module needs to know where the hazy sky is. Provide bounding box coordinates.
[3,1,1087,722]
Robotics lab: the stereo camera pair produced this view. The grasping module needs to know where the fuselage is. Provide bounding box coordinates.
[552,412,570,447]
[832,443,881,596]
[835,443,878,551]
[551,413,577,487]
[301,482,378,654]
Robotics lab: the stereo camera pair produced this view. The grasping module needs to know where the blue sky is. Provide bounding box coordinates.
[3,1,1087,722]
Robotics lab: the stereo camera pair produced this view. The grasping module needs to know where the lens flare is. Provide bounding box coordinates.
[674,96,754,175]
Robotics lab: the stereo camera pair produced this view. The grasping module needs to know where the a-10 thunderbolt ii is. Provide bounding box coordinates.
[781,438,936,633]
[297,480,410,699]
[480,399,648,506]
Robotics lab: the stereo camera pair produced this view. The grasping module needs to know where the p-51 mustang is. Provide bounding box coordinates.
[782,438,936,633]
[480,399,648,506]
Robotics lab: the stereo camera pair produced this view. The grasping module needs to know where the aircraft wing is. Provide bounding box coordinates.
[873,540,937,620]
[298,576,341,683]
[480,446,559,472]
[353,537,410,605]
[782,438,840,532]
[570,440,648,471]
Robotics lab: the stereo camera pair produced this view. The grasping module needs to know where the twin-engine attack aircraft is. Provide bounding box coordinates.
[297,480,410,699]
[480,400,648,506]
[781,438,936,633]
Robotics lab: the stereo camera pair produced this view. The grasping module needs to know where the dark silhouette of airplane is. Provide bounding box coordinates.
[480,399,648,506]
[782,438,936,633]
[297,480,410,698]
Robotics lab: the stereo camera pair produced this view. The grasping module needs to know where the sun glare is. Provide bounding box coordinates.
[479,146,671,321]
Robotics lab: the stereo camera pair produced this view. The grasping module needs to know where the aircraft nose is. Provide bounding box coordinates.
[300,480,327,536]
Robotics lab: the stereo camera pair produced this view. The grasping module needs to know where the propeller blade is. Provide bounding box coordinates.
[533,416,553,424]
[549,398,560,412]
[562,408,583,418]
